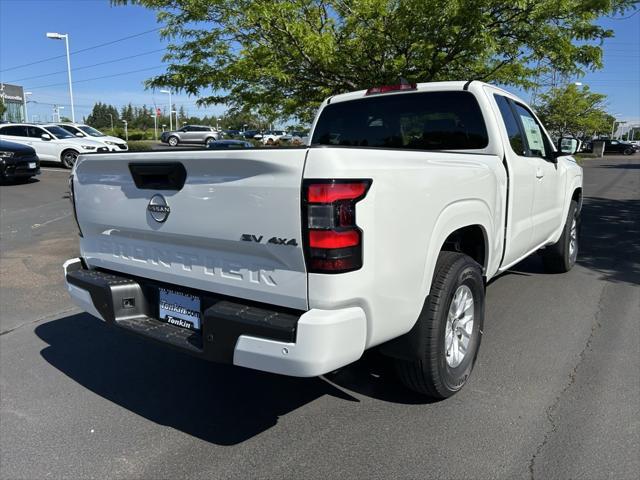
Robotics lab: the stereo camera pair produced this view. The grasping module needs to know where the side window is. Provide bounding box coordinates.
[0,125,29,137]
[494,95,526,156]
[27,126,46,138]
[513,103,550,159]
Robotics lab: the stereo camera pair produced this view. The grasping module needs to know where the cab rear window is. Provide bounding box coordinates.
[311,91,488,150]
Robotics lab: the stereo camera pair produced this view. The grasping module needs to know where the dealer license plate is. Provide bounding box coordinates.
[28,162,36,169]
[158,287,201,331]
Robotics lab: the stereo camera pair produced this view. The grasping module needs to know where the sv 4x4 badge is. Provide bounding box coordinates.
[241,234,298,246]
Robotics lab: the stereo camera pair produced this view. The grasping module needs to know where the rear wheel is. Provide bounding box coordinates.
[395,251,485,399]
[61,150,79,169]
[623,147,633,155]
[542,200,579,273]
[168,136,179,147]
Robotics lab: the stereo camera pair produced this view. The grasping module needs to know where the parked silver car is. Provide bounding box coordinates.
[160,125,220,147]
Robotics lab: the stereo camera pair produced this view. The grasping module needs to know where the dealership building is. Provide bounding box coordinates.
[0,83,26,122]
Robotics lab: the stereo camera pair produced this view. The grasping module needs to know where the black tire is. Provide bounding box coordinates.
[395,251,485,399]
[205,137,216,146]
[168,136,179,147]
[61,149,79,169]
[623,147,633,155]
[542,199,579,273]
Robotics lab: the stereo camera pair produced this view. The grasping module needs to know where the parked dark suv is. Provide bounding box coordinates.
[604,139,636,155]
[0,139,40,182]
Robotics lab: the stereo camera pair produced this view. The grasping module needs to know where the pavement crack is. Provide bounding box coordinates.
[527,284,606,480]
[0,306,78,337]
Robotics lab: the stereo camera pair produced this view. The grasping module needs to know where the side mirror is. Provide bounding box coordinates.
[556,137,579,157]
[75,132,85,137]
[41,134,52,141]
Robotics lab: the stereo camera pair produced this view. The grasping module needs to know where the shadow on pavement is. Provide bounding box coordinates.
[502,196,639,286]
[596,162,640,169]
[35,313,360,445]
[35,313,431,445]
[578,196,640,285]
[0,177,40,186]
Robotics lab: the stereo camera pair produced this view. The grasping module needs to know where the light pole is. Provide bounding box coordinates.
[52,105,64,122]
[612,120,626,139]
[160,90,173,130]
[46,32,75,122]
[108,113,114,133]
[23,91,32,122]
[123,120,128,141]
[610,113,622,139]
[150,114,157,140]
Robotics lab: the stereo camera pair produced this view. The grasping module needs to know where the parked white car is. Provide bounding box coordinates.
[57,123,128,152]
[0,123,109,168]
[261,130,291,144]
[64,81,582,398]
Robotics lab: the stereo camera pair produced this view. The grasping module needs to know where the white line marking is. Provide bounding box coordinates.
[31,212,72,229]
[40,168,68,173]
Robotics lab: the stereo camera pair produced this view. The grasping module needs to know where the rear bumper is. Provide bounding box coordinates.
[63,258,366,377]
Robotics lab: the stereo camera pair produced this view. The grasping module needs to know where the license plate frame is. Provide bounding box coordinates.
[158,287,202,331]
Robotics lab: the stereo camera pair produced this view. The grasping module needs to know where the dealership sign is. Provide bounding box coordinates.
[0,83,25,103]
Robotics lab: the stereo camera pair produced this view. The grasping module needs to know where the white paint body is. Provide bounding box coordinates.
[56,123,128,152]
[0,123,105,163]
[64,81,582,376]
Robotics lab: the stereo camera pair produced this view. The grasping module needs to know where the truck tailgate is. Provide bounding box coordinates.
[73,149,309,310]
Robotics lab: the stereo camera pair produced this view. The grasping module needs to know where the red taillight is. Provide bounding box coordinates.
[308,182,369,203]
[365,83,417,95]
[303,179,371,274]
[309,230,360,249]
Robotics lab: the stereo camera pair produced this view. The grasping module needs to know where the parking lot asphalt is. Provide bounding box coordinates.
[1,156,638,479]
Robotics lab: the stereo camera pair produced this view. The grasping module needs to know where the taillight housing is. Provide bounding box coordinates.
[68,174,83,237]
[302,179,371,274]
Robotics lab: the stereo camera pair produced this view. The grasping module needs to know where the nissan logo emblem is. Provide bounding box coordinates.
[147,194,170,223]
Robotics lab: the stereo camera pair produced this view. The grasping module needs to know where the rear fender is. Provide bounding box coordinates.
[420,199,493,296]
[380,200,492,361]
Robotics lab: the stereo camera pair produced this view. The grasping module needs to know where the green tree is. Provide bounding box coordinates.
[113,0,637,121]
[218,108,263,130]
[86,102,120,130]
[0,98,6,118]
[535,84,612,139]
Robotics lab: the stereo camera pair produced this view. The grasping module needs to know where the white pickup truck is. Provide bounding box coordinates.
[64,81,582,399]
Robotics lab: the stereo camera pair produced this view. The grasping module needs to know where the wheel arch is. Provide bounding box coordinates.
[420,199,494,298]
[572,186,583,213]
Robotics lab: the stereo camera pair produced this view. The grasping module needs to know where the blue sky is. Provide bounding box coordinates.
[0,0,638,127]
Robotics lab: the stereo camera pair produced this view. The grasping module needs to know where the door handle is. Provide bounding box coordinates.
[536,169,544,179]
